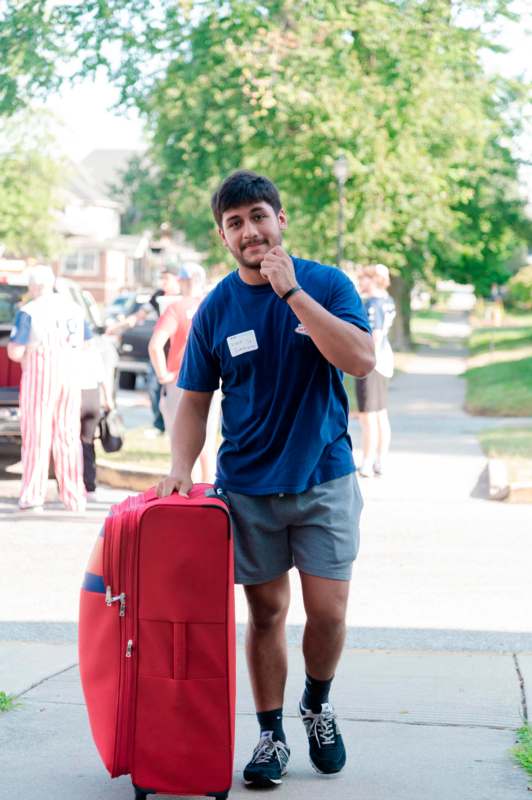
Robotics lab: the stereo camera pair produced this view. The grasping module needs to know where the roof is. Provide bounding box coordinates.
[64,160,120,209]
[81,148,140,201]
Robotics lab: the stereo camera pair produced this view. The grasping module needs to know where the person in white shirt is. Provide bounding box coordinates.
[355,264,396,477]
[7,265,89,512]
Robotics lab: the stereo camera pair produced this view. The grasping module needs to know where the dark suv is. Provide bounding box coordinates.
[105,290,153,326]
[117,313,157,389]
[106,291,158,390]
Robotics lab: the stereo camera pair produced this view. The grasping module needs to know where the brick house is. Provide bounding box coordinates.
[55,151,202,304]
[55,155,152,304]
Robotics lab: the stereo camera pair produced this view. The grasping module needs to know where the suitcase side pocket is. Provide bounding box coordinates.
[79,522,123,775]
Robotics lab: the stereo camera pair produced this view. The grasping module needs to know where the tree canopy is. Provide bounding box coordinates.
[0,0,530,294]
[118,1,531,294]
[0,113,64,258]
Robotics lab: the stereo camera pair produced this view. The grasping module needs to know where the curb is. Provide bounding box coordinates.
[487,458,510,501]
[98,457,532,503]
[487,458,532,504]
[96,459,165,492]
[508,482,532,504]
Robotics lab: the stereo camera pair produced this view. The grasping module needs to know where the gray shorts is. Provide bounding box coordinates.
[226,473,363,585]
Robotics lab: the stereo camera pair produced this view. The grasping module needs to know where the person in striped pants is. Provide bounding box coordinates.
[7,265,90,513]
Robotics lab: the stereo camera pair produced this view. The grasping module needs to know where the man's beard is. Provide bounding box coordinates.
[234,234,282,269]
[238,253,264,270]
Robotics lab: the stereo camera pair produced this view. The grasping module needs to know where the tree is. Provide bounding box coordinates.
[0,112,64,257]
[0,2,63,116]
[1,0,530,333]
[114,3,530,296]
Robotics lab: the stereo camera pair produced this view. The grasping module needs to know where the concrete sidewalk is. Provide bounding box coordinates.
[0,643,530,800]
[1,311,531,798]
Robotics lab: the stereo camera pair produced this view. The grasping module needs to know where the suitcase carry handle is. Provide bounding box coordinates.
[142,487,160,503]
[142,485,230,507]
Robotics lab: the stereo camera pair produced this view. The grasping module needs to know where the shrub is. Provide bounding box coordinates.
[506,265,532,310]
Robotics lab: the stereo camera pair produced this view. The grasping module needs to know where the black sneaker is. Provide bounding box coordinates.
[299,701,346,775]
[243,732,290,787]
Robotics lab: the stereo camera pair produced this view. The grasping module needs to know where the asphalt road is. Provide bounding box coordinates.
[1,320,531,651]
[1,314,531,800]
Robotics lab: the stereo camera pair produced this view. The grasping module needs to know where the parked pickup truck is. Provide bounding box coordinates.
[0,274,117,455]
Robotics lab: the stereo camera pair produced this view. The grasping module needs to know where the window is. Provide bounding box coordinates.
[0,286,26,325]
[61,250,99,276]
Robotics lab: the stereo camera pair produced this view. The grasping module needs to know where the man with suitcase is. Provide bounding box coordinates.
[157,170,375,788]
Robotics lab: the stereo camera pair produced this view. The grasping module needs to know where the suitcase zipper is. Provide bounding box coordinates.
[103,515,125,611]
[113,507,139,776]
[105,587,126,616]
[102,512,131,777]
[102,516,114,593]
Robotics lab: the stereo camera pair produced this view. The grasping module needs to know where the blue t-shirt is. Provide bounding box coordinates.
[364,295,395,336]
[178,257,370,495]
[364,294,396,378]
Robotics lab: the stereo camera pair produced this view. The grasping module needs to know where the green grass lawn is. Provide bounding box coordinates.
[467,315,532,484]
[469,312,532,356]
[513,726,532,779]
[96,426,171,471]
[410,309,447,348]
[478,427,532,484]
[464,358,532,417]
[465,314,532,417]
[0,691,18,712]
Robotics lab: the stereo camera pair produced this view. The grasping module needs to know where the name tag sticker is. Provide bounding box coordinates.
[227,329,258,357]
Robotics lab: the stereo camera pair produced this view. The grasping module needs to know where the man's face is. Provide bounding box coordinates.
[28,282,41,299]
[219,202,287,269]
[358,274,375,295]
[161,272,180,295]
[179,277,192,296]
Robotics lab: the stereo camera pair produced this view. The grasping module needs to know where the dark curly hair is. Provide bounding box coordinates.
[211,170,282,227]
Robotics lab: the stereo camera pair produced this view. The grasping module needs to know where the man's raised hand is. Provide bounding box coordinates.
[260,247,297,298]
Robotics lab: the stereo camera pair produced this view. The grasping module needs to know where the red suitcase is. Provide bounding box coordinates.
[79,484,235,800]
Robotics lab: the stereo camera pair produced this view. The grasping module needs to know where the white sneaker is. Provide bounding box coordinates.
[143,428,165,439]
[86,490,99,502]
[358,462,374,478]
[18,504,44,513]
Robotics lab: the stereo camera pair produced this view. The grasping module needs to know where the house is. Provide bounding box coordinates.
[55,151,203,304]
[54,154,152,303]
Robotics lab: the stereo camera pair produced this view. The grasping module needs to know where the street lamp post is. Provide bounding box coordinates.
[333,154,349,268]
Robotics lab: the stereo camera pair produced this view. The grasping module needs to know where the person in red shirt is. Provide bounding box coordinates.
[148,263,216,480]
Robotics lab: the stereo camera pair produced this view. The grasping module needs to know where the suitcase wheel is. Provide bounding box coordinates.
[206,793,229,800]
[133,784,154,800]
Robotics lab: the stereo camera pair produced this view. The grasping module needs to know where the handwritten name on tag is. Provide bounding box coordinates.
[227,329,258,357]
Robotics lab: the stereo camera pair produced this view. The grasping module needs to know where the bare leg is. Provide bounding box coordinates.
[375,408,391,471]
[299,572,350,680]
[244,573,291,711]
[358,411,378,474]
[299,572,350,775]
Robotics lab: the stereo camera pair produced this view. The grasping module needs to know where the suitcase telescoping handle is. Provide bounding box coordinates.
[204,486,230,506]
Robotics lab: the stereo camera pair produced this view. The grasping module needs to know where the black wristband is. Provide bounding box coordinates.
[281,285,302,302]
